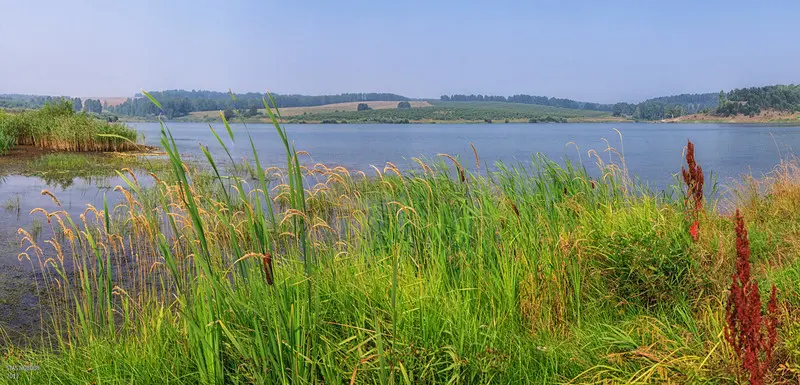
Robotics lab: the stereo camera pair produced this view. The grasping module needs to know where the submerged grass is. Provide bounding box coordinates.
[25,152,170,178]
[0,151,172,190]
[4,96,800,383]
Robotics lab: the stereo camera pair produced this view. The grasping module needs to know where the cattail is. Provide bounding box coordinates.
[725,210,779,385]
[506,197,520,218]
[470,142,480,170]
[262,252,274,285]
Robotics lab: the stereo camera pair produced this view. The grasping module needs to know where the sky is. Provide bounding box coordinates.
[1,0,799,103]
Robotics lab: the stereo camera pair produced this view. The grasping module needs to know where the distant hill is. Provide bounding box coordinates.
[436,92,722,121]
[607,92,720,121]
[717,84,800,116]
[0,94,72,109]
[186,101,433,120]
[439,94,613,112]
[110,90,411,118]
[270,101,613,124]
[85,97,128,107]
[7,84,800,122]
[642,93,719,114]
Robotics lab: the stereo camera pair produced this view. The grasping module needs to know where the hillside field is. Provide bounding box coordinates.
[185,101,432,120]
[174,100,618,123]
[280,100,615,123]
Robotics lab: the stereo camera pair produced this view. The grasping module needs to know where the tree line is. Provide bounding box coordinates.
[0,95,104,114]
[611,93,719,120]
[440,94,614,111]
[1,94,72,109]
[7,85,800,121]
[108,90,410,118]
[717,85,800,116]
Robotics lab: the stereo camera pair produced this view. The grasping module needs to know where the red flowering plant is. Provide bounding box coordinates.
[725,210,779,385]
[682,140,704,241]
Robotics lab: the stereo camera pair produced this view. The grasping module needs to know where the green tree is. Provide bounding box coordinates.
[397,101,411,109]
[223,108,235,121]
[84,99,102,114]
[357,103,370,111]
[72,98,83,112]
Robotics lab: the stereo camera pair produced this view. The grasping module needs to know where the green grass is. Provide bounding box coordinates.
[0,100,140,152]
[429,100,609,116]
[0,110,16,154]
[3,98,800,384]
[281,101,610,123]
[171,100,615,124]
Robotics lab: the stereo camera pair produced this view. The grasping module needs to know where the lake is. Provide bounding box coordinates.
[1,121,799,340]
[129,122,800,191]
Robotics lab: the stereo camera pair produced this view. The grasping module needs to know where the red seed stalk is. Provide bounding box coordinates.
[682,140,704,241]
[724,210,779,385]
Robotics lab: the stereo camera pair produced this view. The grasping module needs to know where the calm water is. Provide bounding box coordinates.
[2,121,800,338]
[131,122,800,191]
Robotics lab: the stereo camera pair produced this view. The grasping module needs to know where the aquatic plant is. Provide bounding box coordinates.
[0,100,140,152]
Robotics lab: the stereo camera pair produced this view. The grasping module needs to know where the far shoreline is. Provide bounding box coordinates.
[119,116,800,125]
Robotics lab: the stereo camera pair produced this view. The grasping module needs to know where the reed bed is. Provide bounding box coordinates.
[4,97,800,384]
[0,100,140,153]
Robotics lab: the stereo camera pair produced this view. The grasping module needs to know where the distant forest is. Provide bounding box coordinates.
[440,94,614,112]
[611,93,720,121]
[0,94,73,109]
[1,95,104,114]
[3,84,800,121]
[439,92,723,121]
[109,90,409,118]
[717,85,800,116]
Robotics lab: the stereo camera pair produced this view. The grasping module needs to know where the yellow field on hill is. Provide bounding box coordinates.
[186,101,433,120]
[271,101,433,116]
[83,97,128,107]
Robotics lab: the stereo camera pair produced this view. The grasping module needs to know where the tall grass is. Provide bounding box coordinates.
[5,95,800,383]
[0,100,139,152]
[0,110,18,154]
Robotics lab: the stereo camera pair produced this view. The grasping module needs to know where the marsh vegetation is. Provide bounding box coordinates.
[2,96,800,384]
[0,100,140,154]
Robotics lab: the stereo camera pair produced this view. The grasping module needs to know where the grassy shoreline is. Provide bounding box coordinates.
[163,116,631,124]
[3,106,800,383]
[0,101,143,154]
[121,113,800,125]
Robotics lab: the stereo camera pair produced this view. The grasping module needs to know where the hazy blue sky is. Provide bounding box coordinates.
[1,0,798,103]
